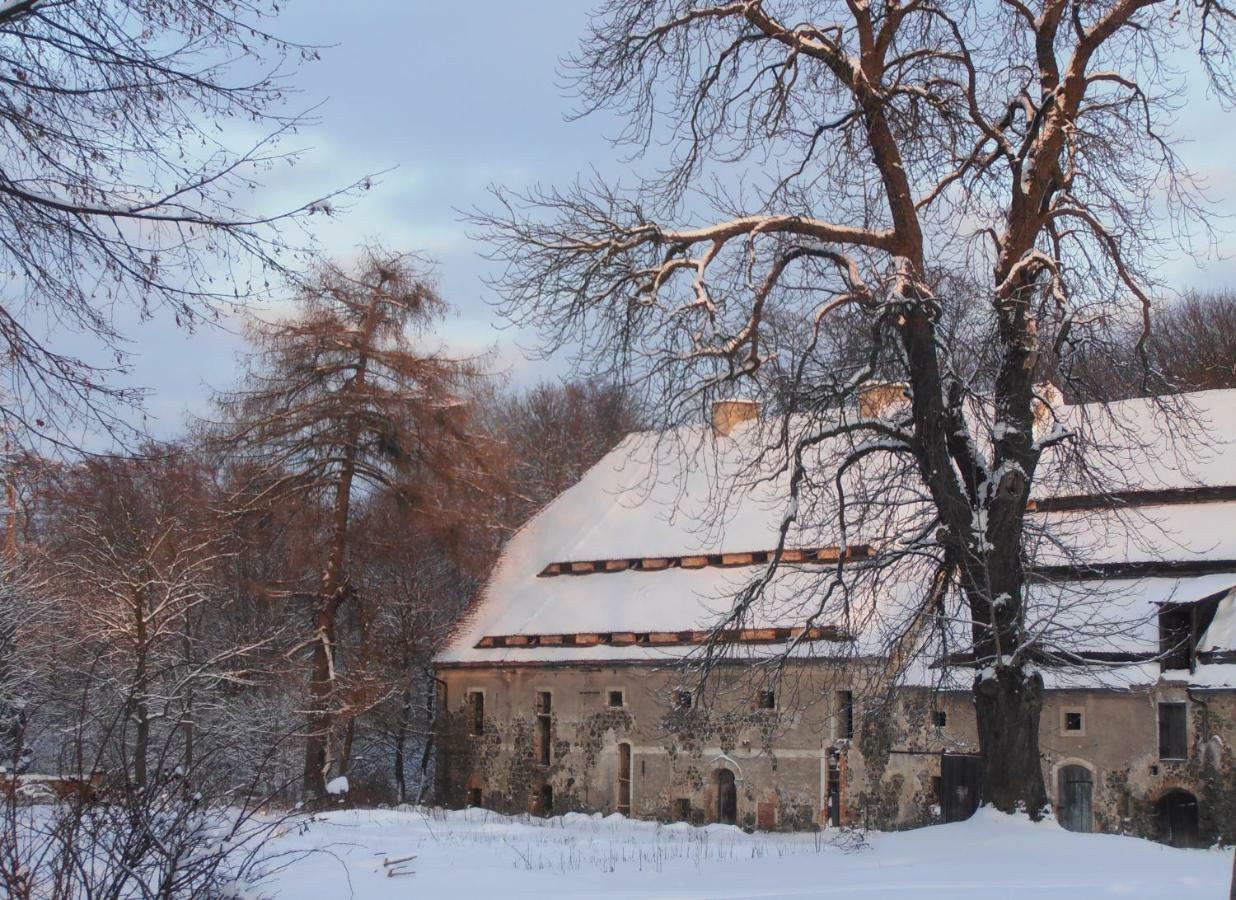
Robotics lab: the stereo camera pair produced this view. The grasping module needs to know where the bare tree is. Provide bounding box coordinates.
[1036,289,1236,400]
[487,379,646,527]
[0,0,366,450]
[1127,290,1236,395]
[475,0,1236,814]
[346,498,480,804]
[212,248,488,799]
[33,447,261,790]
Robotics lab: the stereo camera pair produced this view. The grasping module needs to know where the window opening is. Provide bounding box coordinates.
[468,691,484,737]
[838,691,854,739]
[1158,703,1187,760]
[536,691,552,766]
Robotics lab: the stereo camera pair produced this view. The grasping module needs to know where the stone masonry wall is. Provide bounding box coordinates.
[435,663,1235,843]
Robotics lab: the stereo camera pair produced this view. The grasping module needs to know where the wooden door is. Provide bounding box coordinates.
[715,768,737,825]
[940,754,982,823]
[1158,790,1200,848]
[1058,765,1093,833]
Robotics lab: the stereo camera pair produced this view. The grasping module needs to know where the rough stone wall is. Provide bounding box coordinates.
[434,663,1235,842]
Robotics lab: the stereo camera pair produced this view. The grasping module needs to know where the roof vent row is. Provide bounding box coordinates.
[474,624,850,650]
[537,545,875,578]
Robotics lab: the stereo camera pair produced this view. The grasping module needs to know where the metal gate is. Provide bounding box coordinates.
[940,754,983,823]
[1058,765,1093,833]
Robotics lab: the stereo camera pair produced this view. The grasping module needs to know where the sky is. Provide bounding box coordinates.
[100,1,1236,437]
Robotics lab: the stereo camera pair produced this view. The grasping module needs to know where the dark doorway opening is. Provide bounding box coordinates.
[940,754,983,823]
[826,753,841,826]
[1057,765,1094,833]
[713,768,737,825]
[617,743,631,816]
[538,783,553,817]
[1157,789,1201,848]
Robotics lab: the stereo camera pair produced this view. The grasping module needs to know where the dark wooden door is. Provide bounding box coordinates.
[1058,765,1093,833]
[716,769,737,825]
[826,756,841,827]
[1158,790,1200,848]
[940,754,983,823]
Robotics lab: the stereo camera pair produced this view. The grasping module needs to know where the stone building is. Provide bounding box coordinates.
[434,389,1236,845]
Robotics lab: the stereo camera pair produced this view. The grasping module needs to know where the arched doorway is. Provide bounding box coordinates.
[1057,765,1093,833]
[1157,789,1200,848]
[713,768,737,825]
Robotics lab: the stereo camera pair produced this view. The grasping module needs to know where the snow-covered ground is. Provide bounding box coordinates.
[257,805,1233,899]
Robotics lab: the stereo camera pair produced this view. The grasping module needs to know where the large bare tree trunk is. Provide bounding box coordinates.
[974,667,1047,814]
[302,457,355,797]
[302,604,338,798]
[302,306,376,798]
[301,405,359,797]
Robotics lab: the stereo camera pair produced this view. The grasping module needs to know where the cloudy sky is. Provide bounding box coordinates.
[111,2,1236,436]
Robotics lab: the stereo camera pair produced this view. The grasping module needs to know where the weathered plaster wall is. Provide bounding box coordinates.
[435,663,1235,842]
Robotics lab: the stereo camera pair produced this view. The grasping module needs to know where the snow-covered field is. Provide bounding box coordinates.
[258,805,1233,899]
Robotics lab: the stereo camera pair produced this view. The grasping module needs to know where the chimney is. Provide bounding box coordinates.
[1033,381,1063,431]
[711,398,760,437]
[857,381,909,419]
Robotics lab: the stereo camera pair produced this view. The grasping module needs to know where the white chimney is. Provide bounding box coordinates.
[711,399,760,437]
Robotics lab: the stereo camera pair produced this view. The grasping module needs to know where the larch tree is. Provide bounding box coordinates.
[0,0,364,450]
[213,249,486,799]
[475,0,1236,814]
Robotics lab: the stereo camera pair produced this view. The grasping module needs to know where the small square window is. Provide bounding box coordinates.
[608,690,625,708]
[673,690,692,710]
[1064,711,1083,732]
[932,710,947,727]
[758,690,776,710]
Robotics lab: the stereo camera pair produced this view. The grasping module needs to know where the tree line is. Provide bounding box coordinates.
[0,248,643,808]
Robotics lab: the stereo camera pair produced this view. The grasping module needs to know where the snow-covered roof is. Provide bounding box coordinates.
[438,389,1236,684]
[1200,589,1236,655]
